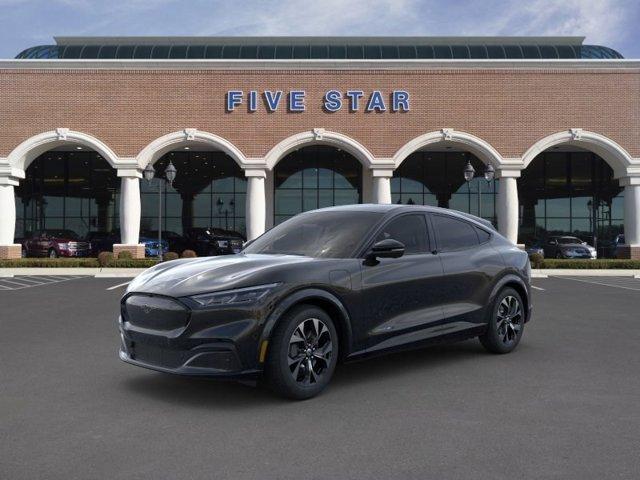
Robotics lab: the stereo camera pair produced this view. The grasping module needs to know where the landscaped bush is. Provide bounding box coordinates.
[97,251,114,267]
[529,252,545,269]
[117,250,133,260]
[181,249,197,258]
[0,258,100,268]
[164,252,179,261]
[537,259,640,269]
[0,257,158,268]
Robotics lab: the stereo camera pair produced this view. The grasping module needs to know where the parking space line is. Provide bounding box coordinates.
[553,276,640,291]
[106,281,130,291]
[0,278,36,287]
[10,277,49,284]
[531,285,545,291]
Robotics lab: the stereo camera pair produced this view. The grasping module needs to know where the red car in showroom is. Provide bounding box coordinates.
[22,229,91,258]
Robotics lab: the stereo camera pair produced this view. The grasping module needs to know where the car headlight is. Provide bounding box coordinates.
[216,240,229,248]
[189,283,280,307]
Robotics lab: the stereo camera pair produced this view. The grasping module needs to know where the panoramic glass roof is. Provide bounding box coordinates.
[16,43,623,60]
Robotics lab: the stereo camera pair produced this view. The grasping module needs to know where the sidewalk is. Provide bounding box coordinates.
[1,267,639,279]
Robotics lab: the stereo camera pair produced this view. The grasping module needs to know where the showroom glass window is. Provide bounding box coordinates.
[274,146,362,225]
[517,151,623,257]
[392,152,497,225]
[15,151,120,239]
[140,151,247,237]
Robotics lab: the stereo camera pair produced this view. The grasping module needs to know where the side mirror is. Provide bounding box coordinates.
[367,239,405,262]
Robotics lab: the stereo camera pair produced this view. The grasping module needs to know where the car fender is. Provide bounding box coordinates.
[488,272,531,321]
[259,287,353,359]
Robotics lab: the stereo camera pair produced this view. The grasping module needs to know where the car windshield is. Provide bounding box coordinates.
[45,230,79,239]
[243,210,383,258]
[557,237,583,245]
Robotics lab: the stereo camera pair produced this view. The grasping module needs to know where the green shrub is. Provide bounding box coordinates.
[163,252,179,261]
[97,251,114,267]
[181,249,197,258]
[117,250,133,260]
[0,258,100,268]
[539,259,640,269]
[107,259,159,268]
[529,252,545,269]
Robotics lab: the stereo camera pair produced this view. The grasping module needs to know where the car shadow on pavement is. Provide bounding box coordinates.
[119,339,487,406]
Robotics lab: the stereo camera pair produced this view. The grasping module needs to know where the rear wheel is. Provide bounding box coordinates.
[48,249,58,258]
[265,305,338,400]
[21,246,27,258]
[479,288,525,354]
[555,251,563,259]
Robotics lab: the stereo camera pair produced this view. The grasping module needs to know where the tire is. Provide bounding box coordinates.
[207,248,218,257]
[479,287,525,354]
[555,251,563,259]
[21,247,27,258]
[264,305,339,400]
[48,249,58,258]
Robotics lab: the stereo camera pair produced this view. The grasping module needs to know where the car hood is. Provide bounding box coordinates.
[559,242,590,249]
[127,253,315,297]
[49,236,82,242]
[139,237,169,245]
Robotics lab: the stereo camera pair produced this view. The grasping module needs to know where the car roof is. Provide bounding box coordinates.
[311,204,496,230]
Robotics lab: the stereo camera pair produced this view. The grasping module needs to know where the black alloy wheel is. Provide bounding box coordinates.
[265,305,338,400]
[479,287,525,354]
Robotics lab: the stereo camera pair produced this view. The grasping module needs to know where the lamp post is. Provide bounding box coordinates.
[217,197,235,230]
[463,161,495,219]
[144,161,177,261]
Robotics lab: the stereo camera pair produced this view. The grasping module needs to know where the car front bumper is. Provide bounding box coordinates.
[118,293,267,378]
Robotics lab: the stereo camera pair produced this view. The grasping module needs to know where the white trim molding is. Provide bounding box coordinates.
[264,129,376,170]
[521,129,636,178]
[136,129,248,169]
[7,129,120,172]
[393,129,507,169]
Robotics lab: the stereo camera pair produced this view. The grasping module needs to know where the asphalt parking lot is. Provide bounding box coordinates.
[1,276,640,480]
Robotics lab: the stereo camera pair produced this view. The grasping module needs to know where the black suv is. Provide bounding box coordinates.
[183,227,244,256]
[119,205,531,399]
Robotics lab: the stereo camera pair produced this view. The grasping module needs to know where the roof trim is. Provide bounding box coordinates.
[1,58,638,70]
[53,36,588,47]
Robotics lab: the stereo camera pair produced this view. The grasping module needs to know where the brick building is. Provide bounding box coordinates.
[0,36,638,258]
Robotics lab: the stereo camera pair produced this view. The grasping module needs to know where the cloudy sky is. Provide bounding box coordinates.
[0,0,638,58]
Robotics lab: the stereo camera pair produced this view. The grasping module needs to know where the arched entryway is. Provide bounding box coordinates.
[392,149,498,225]
[519,148,623,257]
[273,146,362,225]
[16,148,119,240]
[140,149,247,236]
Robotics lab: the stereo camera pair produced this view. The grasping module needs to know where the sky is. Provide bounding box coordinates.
[0,0,638,58]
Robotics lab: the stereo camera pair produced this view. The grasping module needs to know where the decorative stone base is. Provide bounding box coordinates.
[615,245,640,260]
[0,244,22,259]
[113,244,146,259]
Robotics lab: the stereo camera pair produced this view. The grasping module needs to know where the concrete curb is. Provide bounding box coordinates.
[0,268,147,278]
[533,269,640,277]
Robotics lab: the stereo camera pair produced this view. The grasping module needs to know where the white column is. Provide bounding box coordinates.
[497,172,520,245]
[622,180,640,246]
[246,169,267,241]
[0,183,16,245]
[119,176,142,245]
[372,169,393,204]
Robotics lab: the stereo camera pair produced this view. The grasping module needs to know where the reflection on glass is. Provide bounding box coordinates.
[15,151,119,238]
[274,146,362,224]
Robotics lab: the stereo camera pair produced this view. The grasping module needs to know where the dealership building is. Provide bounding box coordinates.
[0,36,638,258]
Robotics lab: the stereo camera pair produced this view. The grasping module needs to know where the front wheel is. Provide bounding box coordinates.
[48,249,58,258]
[480,288,525,354]
[265,305,338,400]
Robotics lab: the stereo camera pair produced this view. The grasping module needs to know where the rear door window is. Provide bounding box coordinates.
[432,214,479,252]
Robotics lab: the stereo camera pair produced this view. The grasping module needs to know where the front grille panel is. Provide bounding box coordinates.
[124,294,189,331]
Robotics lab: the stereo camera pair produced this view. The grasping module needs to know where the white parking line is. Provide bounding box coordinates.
[531,285,545,291]
[106,281,131,291]
[554,276,640,291]
[0,278,35,287]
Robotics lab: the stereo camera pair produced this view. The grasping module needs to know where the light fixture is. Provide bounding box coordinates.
[484,164,495,182]
[463,161,475,182]
[143,163,156,182]
[164,162,177,184]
